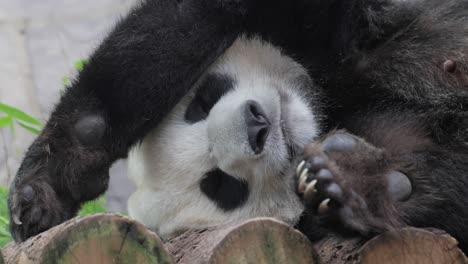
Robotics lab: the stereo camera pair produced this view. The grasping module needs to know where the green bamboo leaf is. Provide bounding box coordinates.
[17,121,41,135]
[0,116,12,128]
[0,103,42,126]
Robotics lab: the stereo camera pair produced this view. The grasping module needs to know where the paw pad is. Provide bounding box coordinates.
[74,115,105,146]
[20,185,35,202]
[322,133,357,153]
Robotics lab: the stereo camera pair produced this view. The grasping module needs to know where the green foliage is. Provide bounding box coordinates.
[0,103,43,135]
[79,196,107,216]
[0,186,12,247]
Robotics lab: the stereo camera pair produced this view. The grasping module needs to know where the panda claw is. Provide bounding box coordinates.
[13,213,22,225]
[296,160,306,176]
[304,179,318,201]
[299,168,309,183]
[318,198,331,215]
[298,174,308,193]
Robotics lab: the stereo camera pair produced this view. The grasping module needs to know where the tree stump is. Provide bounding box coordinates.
[165,218,318,264]
[1,214,174,264]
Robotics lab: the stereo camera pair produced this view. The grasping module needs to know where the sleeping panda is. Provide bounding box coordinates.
[127,36,322,238]
[8,0,468,254]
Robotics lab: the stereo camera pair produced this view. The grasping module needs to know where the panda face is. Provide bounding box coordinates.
[128,36,321,239]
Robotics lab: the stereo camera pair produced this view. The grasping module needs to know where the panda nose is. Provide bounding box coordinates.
[244,100,270,154]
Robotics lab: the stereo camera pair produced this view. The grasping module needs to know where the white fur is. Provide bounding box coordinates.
[128,36,321,239]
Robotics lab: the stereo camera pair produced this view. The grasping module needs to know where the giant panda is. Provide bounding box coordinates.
[8,0,468,254]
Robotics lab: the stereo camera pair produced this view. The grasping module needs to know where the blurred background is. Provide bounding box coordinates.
[0,0,142,213]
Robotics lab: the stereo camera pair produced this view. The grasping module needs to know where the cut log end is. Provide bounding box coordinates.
[2,214,174,264]
[315,227,468,264]
[357,228,468,264]
[165,218,318,264]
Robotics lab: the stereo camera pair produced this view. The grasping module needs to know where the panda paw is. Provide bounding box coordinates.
[297,131,391,235]
[9,169,73,242]
[9,115,110,242]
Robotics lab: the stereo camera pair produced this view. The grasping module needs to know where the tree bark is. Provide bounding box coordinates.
[1,214,174,264]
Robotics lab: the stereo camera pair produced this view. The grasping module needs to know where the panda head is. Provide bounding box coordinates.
[128,36,322,238]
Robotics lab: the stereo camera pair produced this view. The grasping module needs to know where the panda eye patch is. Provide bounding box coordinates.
[199,169,249,211]
[185,73,235,123]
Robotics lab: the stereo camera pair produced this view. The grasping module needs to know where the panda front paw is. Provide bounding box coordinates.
[297,131,395,235]
[9,170,75,242]
[8,115,111,242]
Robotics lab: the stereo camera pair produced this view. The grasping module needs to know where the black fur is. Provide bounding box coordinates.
[185,73,235,123]
[200,169,250,211]
[8,0,468,255]
[287,0,468,252]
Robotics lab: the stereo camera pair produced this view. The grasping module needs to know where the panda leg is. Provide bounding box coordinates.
[8,0,255,242]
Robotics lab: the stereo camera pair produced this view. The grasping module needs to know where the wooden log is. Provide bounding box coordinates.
[166,217,467,264]
[2,214,466,263]
[1,214,174,264]
[357,228,468,264]
[315,228,468,264]
[164,218,319,264]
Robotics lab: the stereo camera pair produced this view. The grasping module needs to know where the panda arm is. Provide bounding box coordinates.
[8,0,252,242]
